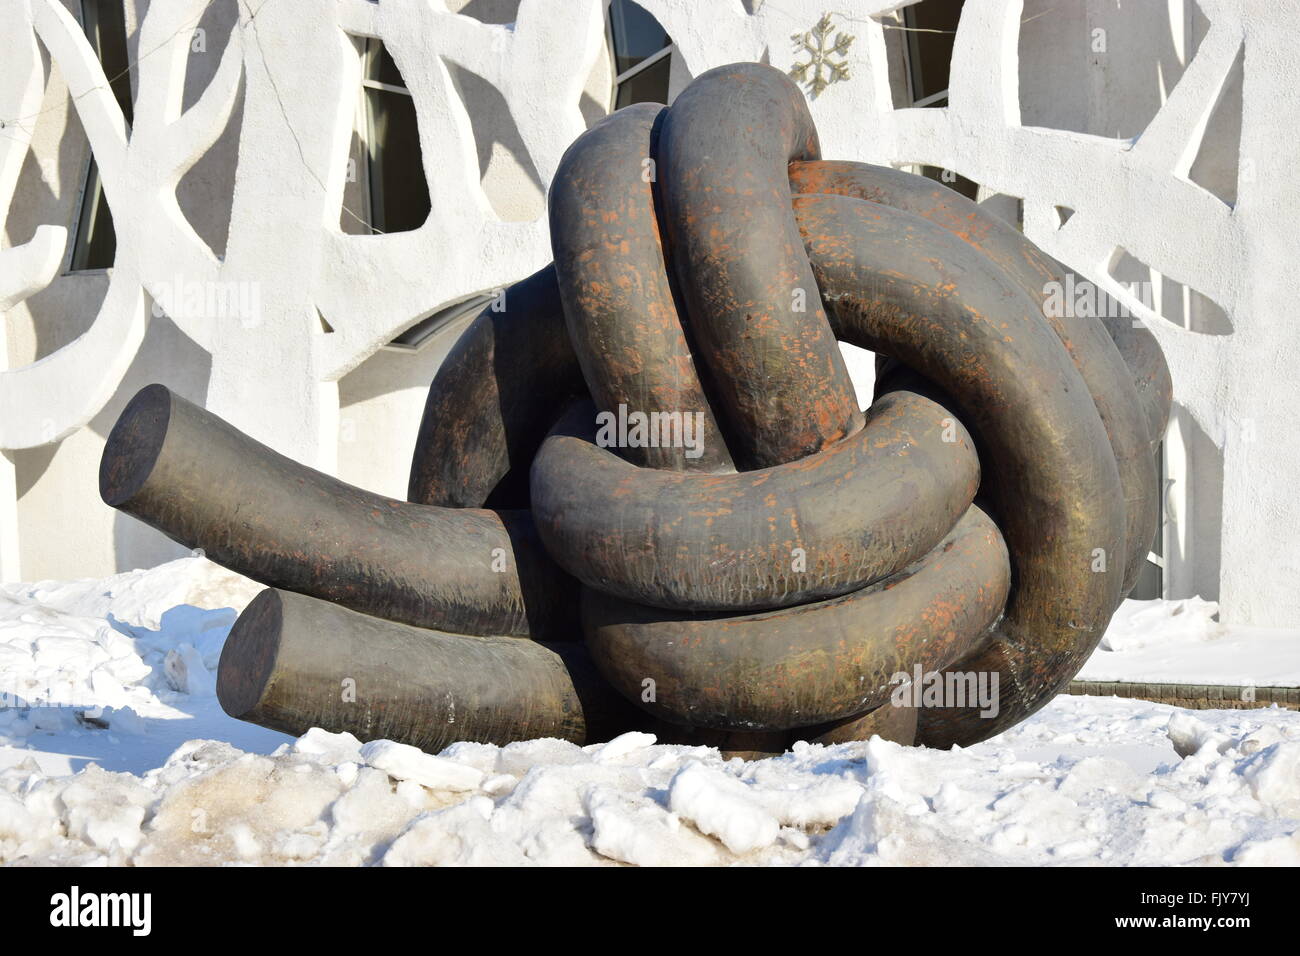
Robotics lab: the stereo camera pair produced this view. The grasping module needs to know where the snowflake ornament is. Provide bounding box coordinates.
[789,14,855,97]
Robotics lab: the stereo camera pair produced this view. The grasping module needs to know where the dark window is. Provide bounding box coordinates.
[899,1,978,201]
[609,0,675,107]
[903,0,964,105]
[614,53,673,109]
[70,0,134,271]
[918,162,979,201]
[359,39,431,233]
[609,0,671,75]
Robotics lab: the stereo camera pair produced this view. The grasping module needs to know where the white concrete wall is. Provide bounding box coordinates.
[2,0,610,581]
[2,0,1294,628]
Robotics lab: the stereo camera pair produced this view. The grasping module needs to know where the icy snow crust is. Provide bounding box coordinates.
[1,558,1298,866]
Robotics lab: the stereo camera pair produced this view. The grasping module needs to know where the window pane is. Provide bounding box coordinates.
[365,88,431,233]
[70,160,117,270]
[610,0,671,76]
[918,163,979,201]
[71,0,133,270]
[82,0,134,123]
[904,0,964,103]
[615,52,671,108]
[365,38,406,88]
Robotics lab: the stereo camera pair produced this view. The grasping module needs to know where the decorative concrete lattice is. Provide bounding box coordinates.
[3,1,1296,630]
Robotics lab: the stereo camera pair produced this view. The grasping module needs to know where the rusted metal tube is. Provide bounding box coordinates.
[793,193,1126,746]
[101,384,575,638]
[217,589,640,750]
[658,64,862,468]
[789,160,1157,598]
[799,702,919,748]
[646,702,919,755]
[407,264,586,509]
[1101,312,1173,452]
[549,103,733,472]
[533,391,980,612]
[582,506,1009,732]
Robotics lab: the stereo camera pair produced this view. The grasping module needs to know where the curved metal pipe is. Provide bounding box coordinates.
[218,589,641,750]
[533,391,980,612]
[549,103,734,472]
[793,193,1126,746]
[659,64,862,468]
[789,160,1157,599]
[799,702,919,748]
[407,264,586,509]
[1100,312,1173,452]
[101,384,575,638]
[582,506,1009,732]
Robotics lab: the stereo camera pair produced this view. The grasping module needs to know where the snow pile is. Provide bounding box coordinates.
[1080,597,1300,688]
[1,705,1298,866]
[1099,597,1223,652]
[0,557,280,776]
[0,557,1297,866]
[0,556,262,726]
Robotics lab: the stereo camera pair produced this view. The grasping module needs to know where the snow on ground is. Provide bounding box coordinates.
[1,558,1298,866]
[0,558,283,777]
[1077,596,1300,687]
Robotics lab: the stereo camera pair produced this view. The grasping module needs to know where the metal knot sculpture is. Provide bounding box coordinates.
[99,64,1171,757]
